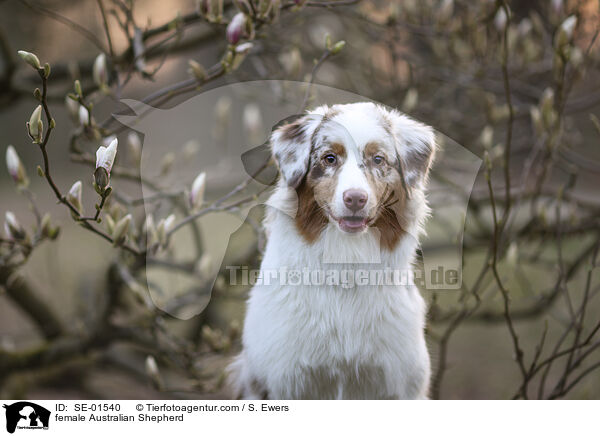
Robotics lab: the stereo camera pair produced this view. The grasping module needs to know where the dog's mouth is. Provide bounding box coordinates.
[338,215,369,233]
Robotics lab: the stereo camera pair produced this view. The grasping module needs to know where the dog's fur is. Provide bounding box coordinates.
[229,102,436,399]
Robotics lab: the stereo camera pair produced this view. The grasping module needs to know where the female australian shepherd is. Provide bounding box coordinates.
[229,102,436,399]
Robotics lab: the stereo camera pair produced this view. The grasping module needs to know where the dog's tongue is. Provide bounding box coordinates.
[343,219,366,228]
[339,217,368,232]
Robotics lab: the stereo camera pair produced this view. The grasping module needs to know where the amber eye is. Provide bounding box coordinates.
[373,155,385,165]
[323,154,337,165]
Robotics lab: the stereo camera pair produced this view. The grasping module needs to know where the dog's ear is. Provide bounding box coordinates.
[270,114,323,189]
[388,110,436,189]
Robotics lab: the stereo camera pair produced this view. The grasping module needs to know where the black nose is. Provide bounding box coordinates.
[343,189,368,212]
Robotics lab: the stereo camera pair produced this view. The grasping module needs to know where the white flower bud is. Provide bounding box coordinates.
[17,50,41,69]
[518,19,532,37]
[67,181,83,214]
[96,138,118,174]
[187,59,207,81]
[93,53,108,87]
[157,214,176,247]
[506,242,518,267]
[127,132,142,165]
[6,145,28,187]
[279,47,302,76]
[189,172,207,211]
[401,88,419,113]
[112,213,132,245]
[95,138,118,189]
[144,356,163,389]
[555,15,577,48]
[28,105,43,142]
[40,213,52,238]
[494,7,507,32]
[5,211,25,241]
[243,104,264,144]
[65,96,80,122]
[479,125,494,149]
[530,106,542,134]
[234,42,254,55]
[79,105,90,127]
[144,215,158,247]
[551,0,563,15]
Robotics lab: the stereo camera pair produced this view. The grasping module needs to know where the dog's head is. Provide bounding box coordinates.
[270,102,436,250]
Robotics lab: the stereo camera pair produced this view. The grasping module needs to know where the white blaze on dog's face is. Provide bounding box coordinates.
[270,102,436,250]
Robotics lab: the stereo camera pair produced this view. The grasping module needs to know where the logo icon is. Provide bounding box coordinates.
[3,402,50,434]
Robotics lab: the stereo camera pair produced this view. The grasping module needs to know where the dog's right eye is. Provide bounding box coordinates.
[323,154,337,165]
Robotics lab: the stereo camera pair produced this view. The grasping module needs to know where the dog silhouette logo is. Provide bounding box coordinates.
[2,402,50,433]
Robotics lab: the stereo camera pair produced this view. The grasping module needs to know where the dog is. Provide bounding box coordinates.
[229,102,436,399]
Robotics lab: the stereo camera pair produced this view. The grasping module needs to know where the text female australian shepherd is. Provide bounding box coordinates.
[229,102,436,399]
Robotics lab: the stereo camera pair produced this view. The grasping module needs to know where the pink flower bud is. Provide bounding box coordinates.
[227,12,246,44]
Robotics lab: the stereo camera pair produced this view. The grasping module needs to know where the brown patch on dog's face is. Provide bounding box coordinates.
[362,141,409,251]
[293,141,346,242]
[295,179,329,243]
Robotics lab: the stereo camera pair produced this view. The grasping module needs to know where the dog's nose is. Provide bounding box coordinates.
[343,189,368,212]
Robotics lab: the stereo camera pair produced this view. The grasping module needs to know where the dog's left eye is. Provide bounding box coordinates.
[373,155,385,165]
[323,154,337,165]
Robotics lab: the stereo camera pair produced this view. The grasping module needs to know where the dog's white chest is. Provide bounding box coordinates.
[241,275,430,399]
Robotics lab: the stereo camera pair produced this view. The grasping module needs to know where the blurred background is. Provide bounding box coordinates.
[0,0,599,400]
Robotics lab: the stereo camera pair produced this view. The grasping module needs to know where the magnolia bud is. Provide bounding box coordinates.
[112,214,132,246]
[79,105,90,127]
[145,356,163,389]
[65,96,80,122]
[551,0,563,15]
[104,214,115,235]
[95,138,118,175]
[40,213,51,237]
[143,215,159,247]
[74,79,83,98]
[479,125,494,149]
[94,168,109,191]
[530,106,543,134]
[17,50,41,69]
[197,253,214,277]
[127,132,142,165]
[494,7,508,32]
[232,42,254,70]
[506,242,518,267]
[330,40,346,55]
[5,212,26,241]
[401,88,419,113]
[157,214,176,247]
[226,12,246,44]
[214,96,232,140]
[189,172,207,211]
[243,103,264,144]
[28,105,43,142]
[555,15,577,48]
[518,19,532,37]
[93,53,108,87]
[160,152,175,175]
[540,88,556,128]
[187,59,207,81]
[6,145,29,187]
[67,181,83,214]
[279,47,302,76]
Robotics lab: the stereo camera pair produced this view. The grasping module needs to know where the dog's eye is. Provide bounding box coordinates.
[373,155,385,165]
[323,154,337,165]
